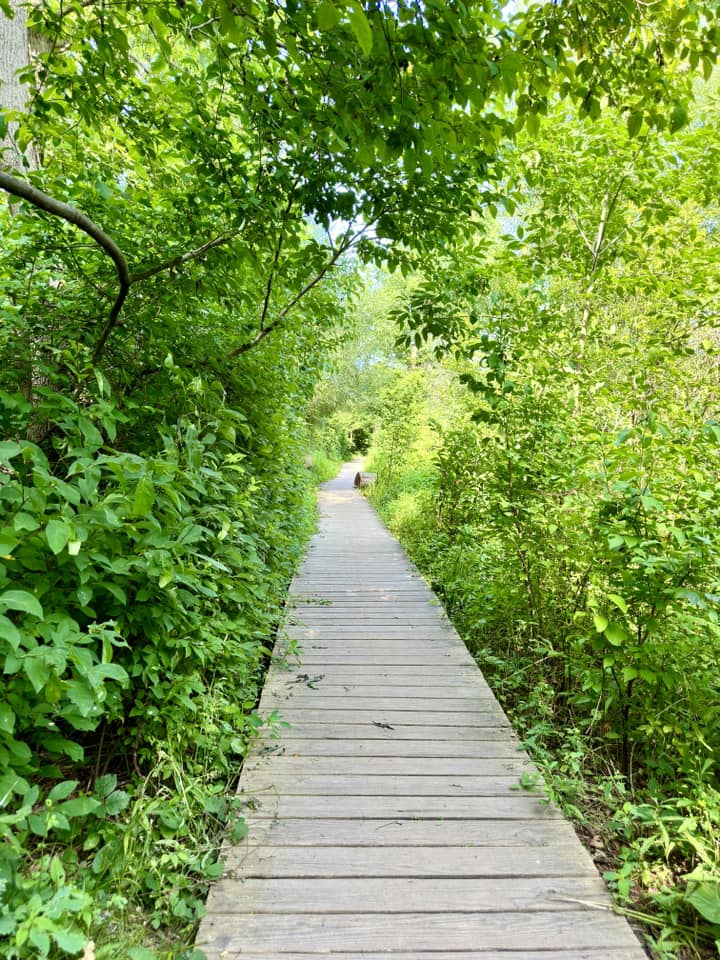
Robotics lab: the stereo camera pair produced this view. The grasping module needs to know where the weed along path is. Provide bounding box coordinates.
[195,463,646,959]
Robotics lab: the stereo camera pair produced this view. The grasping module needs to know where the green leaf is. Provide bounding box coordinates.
[347,1,373,55]
[89,662,129,684]
[52,930,87,953]
[317,0,340,31]
[0,441,22,462]
[669,104,687,133]
[607,593,628,614]
[0,528,20,555]
[0,589,43,619]
[28,928,51,955]
[56,796,102,817]
[24,655,51,693]
[626,110,642,138]
[0,615,23,650]
[46,518,71,555]
[128,948,158,960]
[593,612,608,633]
[64,679,99,718]
[104,789,131,816]
[13,512,40,533]
[0,703,15,735]
[686,880,720,924]
[132,476,155,516]
[48,780,79,802]
[604,623,628,647]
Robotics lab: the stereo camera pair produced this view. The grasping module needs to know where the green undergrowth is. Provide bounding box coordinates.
[368,461,720,960]
[0,376,319,959]
[307,449,344,483]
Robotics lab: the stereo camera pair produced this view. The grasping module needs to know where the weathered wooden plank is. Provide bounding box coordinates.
[292,604,440,612]
[264,685,489,699]
[296,571,426,578]
[284,655,477,666]
[239,816,578,847]
[242,756,537,777]
[271,656,478,668]
[240,773,539,796]
[258,718,513,742]
[262,697,502,711]
[262,681,494,696]
[285,627,459,638]
[288,645,471,655]
[202,953,644,960]
[223,843,595,878]
[257,722,514,740]
[250,737,526,758]
[263,710,510,727]
[292,591,437,599]
[289,611,451,620]
[265,665,487,679]
[207,875,611,913]
[198,911,641,952]
[232,795,562,820]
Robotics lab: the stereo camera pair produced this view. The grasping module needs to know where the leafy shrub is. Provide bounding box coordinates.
[0,369,318,957]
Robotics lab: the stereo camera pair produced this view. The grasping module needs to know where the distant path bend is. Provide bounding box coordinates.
[196,461,647,959]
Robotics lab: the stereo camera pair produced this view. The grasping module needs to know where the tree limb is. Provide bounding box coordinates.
[229,226,361,357]
[0,171,235,365]
[0,169,131,333]
[258,193,296,331]
[130,233,238,284]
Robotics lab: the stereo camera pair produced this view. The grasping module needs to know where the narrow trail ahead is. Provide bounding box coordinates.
[196,462,646,959]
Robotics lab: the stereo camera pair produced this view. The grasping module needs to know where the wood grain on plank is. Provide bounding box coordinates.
[241,773,539,796]
[259,722,515,740]
[242,756,537,777]
[264,685,488,699]
[199,911,641,952]
[262,710,511,726]
[222,844,596,878]
[261,696,506,711]
[230,795,563,820]
[250,737,527,758]
[239,816,579,846]
[201,953,645,960]
[207,875,611,913]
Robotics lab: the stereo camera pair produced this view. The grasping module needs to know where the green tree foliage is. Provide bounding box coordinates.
[346,88,720,956]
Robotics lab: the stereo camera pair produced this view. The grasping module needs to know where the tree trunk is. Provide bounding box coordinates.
[1,2,48,438]
[0,2,37,171]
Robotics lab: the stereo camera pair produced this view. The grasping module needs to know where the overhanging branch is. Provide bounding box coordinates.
[0,171,234,365]
[130,233,237,284]
[0,170,131,349]
[229,222,373,357]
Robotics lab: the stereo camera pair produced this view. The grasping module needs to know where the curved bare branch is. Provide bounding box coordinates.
[0,169,131,363]
[0,171,236,364]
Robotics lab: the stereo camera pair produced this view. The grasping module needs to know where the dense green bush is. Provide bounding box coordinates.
[0,365,319,957]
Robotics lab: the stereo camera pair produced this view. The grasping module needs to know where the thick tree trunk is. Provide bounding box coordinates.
[0,2,37,170]
[1,2,47,436]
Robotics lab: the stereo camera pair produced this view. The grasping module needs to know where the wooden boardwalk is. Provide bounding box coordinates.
[196,462,647,959]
